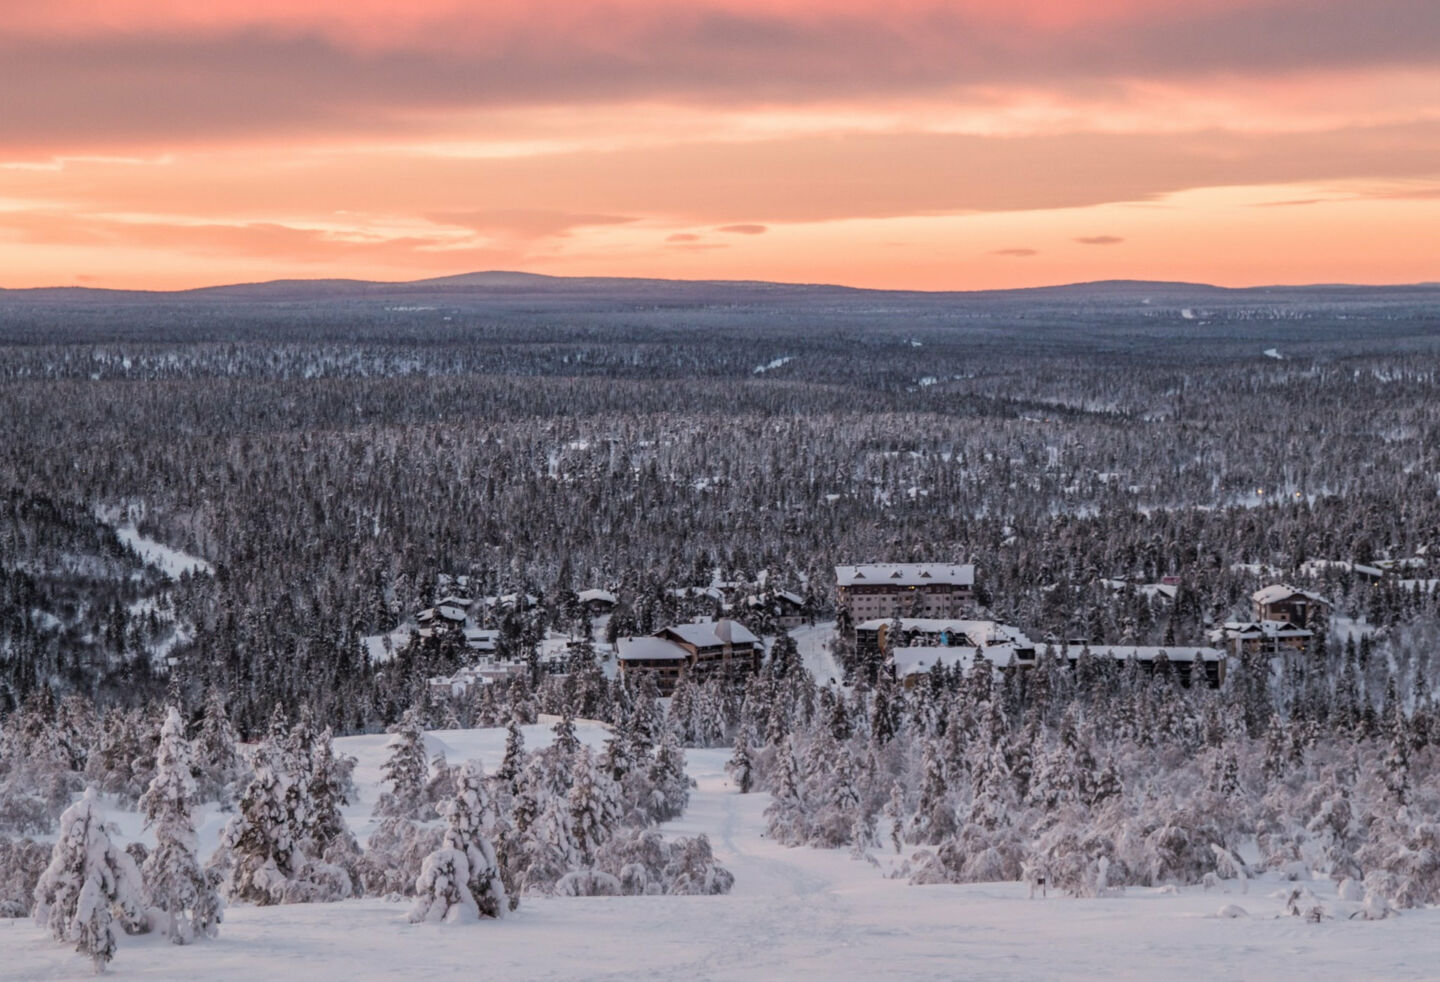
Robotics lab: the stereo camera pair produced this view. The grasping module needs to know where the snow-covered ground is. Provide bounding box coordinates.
[112,524,214,579]
[8,722,1439,980]
[789,621,843,685]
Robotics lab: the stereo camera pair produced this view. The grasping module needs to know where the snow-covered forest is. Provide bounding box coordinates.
[2,278,1440,976]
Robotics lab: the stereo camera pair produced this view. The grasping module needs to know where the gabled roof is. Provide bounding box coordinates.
[617,636,690,662]
[1253,584,1330,607]
[835,563,974,587]
[578,588,617,605]
[660,619,760,648]
[855,618,1031,648]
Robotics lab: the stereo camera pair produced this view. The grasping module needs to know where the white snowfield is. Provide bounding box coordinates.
[6,723,1438,980]
[112,523,214,579]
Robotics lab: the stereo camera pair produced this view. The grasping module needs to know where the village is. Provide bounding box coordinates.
[356,559,1417,706]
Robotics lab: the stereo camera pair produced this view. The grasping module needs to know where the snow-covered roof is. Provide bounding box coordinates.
[617,637,690,662]
[1298,560,1383,580]
[1253,584,1330,606]
[436,595,474,608]
[835,563,974,587]
[891,645,1018,678]
[417,604,468,624]
[463,627,499,650]
[855,618,1031,648]
[670,585,726,602]
[1210,620,1312,641]
[660,620,760,648]
[1069,645,1223,664]
[577,589,617,605]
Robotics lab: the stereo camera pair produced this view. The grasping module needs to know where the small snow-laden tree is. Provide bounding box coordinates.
[884,782,906,855]
[493,716,526,791]
[212,739,297,905]
[907,738,957,846]
[726,731,754,794]
[194,687,246,809]
[662,833,735,895]
[85,708,159,809]
[303,729,363,893]
[568,751,619,866]
[807,744,863,848]
[0,835,51,918]
[442,760,508,918]
[374,709,434,820]
[408,847,479,924]
[1032,813,1124,898]
[357,817,444,898]
[33,788,147,974]
[516,787,577,895]
[590,827,735,896]
[763,737,808,846]
[646,727,690,824]
[1361,820,1440,909]
[138,707,222,944]
[1300,772,1360,881]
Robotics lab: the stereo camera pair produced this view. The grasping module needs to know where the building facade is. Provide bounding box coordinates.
[835,563,975,621]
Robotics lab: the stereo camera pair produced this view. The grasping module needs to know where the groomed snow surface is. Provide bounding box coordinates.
[6,721,1437,981]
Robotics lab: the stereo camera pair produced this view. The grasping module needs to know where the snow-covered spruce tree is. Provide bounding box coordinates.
[408,847,480,924]
[516,774,577,895]
[726,731,754,793]
[493,716,526,791]
[764,737,808,846]
[568,751,619,865]
[375,709,434,820]
[303,729,363,892]
[409,760,508,923]
[444,760,508,917]
[33,788,147,973]
[646,726,690,824]
[884,782,906,855]
[138,707,222,944]
[907,738,956,845]
[194,687,246,809]
[213,738,297,905]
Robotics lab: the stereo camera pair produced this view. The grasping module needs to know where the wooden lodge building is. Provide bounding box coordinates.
[835,563,975,621]
[617,619,763,695]
[1252,585,1331,630]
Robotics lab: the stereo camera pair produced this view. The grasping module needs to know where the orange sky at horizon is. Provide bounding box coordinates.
[1,0,1437,291]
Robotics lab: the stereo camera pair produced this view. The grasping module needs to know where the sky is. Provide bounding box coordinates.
[2,0,1438,291]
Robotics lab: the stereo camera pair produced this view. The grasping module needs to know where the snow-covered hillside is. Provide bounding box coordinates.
[6,721,1438,981]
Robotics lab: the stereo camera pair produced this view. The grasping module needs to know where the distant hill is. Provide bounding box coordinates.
[2,271,1436,308]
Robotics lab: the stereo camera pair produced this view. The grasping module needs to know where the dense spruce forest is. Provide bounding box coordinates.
[3,277,1437,730]
[4,275,1440,956]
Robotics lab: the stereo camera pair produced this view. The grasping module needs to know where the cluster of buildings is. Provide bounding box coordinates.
[834,564,1339,690]
[398,561,1343,702]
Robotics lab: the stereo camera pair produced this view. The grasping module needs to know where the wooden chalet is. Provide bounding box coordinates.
[1252,585,1331,630]
[618,619,763,695]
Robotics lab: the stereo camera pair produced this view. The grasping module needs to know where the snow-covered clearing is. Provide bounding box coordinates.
[789,620,843,685]
[8,722,1439,980]
[112,524,214,579]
